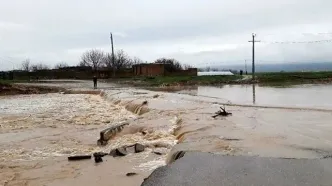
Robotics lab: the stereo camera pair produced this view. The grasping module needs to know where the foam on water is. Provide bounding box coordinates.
[135,158,166,171]
[0,90,183,175]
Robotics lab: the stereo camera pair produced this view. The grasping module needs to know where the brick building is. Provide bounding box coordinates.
[133,63,197,77]
[133,63,165,76]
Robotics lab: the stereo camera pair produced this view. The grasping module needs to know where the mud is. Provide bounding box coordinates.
[0,83,63,96]
[2,80,332,185]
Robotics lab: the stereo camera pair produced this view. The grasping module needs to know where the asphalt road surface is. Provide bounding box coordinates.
[142,152,332,186]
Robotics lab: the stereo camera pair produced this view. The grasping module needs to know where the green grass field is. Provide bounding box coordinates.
[255,71,332,86]
[125,71,332,86]
[2,71,332,87]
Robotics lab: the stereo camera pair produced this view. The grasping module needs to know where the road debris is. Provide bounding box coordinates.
[134,143,145,153]
[153,94,160,98]
[142,100,148,105]
[212,106,232,118]
[93,152,108,163]
[68,155,92,161]
[110,147,128,157]
[109,143,146,157]
[153,151,163,155]
[97,121,129,146]
[126,172,138,177]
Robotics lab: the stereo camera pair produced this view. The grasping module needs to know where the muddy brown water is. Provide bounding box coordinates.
[1,81,332,185]
[174,84,332,109]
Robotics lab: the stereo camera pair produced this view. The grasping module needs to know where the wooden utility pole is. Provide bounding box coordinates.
[110,32,115,77]
[248,33,260,80]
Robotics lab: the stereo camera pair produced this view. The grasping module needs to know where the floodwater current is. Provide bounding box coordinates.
[1,81,332,186]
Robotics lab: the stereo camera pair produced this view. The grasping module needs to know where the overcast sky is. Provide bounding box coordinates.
[0,0,332,70]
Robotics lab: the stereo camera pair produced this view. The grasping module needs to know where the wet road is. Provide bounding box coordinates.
[142,152,332,186]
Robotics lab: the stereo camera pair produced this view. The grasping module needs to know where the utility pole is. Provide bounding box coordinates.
[245,60,248,75]
[248,33,260,80]
[110,32,115,77]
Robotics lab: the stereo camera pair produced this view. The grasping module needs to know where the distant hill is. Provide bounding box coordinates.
[210,62,332,73]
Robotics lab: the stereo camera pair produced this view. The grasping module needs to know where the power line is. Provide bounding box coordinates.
[261,39,332,44]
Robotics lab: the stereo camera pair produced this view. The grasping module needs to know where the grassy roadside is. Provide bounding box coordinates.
[256,71,332,86]
[2,71,332,89]
[109,71,332,87]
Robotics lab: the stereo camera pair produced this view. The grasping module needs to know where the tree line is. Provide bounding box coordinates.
[78,49,194,71]
[20,59,68,72]
[19,49,194,72]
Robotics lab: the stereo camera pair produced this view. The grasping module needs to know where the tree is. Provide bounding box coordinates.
[102,53,113,69]
[54,62,68,69]
[131,56,144,66]
[183,64,194,70]
[21,59,30,72]
[31,63,50,72]
[154,58,183,71]
[79,49,104,71]
[114,49,132,70]
[102,50,135,70]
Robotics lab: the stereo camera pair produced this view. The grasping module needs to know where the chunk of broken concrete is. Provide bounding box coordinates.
[97,122,129,146]
[110,147,128,157]
[93,152,108,163]
[68,155,92,161]
[94,156,103,163]
[93,152,108,157]
[134,143,145,153]
[109,143,145,157]
[142,101,148,105]
[153,151,163,155]
[126,172,138,177]
[153,94,159,98]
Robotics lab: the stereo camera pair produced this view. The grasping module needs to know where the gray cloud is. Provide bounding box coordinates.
[0,0,332,70]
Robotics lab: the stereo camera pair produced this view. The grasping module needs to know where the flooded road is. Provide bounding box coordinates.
[176,84,332,109]
[1,80,332,185]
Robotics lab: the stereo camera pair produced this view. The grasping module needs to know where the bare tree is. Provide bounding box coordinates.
[31,63,50,72]
[183,64,194,70]
[131,57,144,66]
[21,59,31,71]
[114,49,132,70]
[102,53,113,69]
[79,49,104,71]
[54,62,69,69]
[154,58,183,71]
[102,50,138,70]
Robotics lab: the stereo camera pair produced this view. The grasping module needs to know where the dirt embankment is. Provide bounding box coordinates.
[0,83,65,96]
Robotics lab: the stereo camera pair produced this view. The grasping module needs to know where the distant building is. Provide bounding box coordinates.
[133,63,165,76]
[198,71,234,76]
[133,63,197,77]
